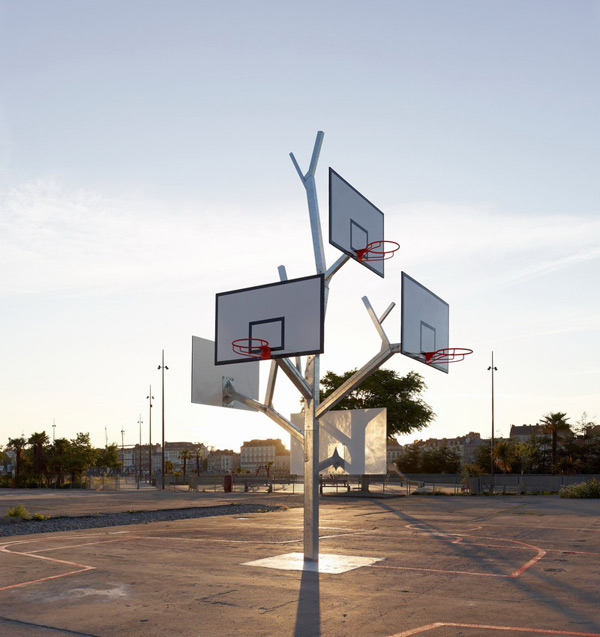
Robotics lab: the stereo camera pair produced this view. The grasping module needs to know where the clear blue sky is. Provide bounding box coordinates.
[1,1,598,451]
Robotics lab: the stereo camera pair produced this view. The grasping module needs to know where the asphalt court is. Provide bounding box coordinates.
[0,492,599,636]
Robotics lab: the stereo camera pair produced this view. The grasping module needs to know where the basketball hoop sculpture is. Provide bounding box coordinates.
[232,338,272,360]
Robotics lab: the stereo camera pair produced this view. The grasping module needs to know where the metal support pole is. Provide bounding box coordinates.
[304,355,320,561]
[488,352,498,493]
[137,415,143,490]
[147,386,154,483]
[158,350,168,489]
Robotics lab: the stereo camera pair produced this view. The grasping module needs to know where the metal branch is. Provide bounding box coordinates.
[362,296,390,348]
[290,131,326,275]
[264,361,278,407]
[316,343,402,418]
[379,302,396,324]
[224,383,304,444]
[277,357,313,400]
[325,254,350,283]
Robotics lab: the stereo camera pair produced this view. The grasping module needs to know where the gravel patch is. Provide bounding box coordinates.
[0,503,281,537]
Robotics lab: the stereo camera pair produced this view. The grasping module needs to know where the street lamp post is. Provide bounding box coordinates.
[137,415,143,490]
[52,419,56,442]
[488,351,498,492]
[120,427,125,476]
[158,350,169,490]
[147,386,154,484]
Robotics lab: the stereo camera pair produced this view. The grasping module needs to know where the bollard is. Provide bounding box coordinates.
[223,474,233,493]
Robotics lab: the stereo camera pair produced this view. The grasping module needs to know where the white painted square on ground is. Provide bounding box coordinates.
[242,552,385,573]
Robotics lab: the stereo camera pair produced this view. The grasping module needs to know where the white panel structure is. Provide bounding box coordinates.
[329,168,385,277]
[215,274,325,365]
[400,272,450,373]
[191,336,259,410]
[290,408,387,475]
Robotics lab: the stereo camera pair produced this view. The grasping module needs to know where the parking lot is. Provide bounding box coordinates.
[0,490,599,636]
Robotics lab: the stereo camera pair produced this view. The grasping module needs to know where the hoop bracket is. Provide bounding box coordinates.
[357,240,400,262]
[424,348,473,364]
[232,338,272,360]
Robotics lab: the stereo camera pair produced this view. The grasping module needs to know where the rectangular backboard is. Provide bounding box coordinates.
[215,274,325,365]
[329,168,385,278]
[401,272,450,373]
[191,336,259,410]
[290,408,387,475]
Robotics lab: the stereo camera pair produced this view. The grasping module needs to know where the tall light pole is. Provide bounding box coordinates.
[137,415,143,490]
[488,352,498,492]
[158,350,169,490]
[147,386,154,484]
[52,419,56,442]
[120,426,125,476]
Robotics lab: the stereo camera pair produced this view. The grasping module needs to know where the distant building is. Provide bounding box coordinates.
[240,438,289,474]
[400,432,488,467]
[121,442,208,476]
[207,450,240,473]
[509,424,544,443]
[387,438,402,466]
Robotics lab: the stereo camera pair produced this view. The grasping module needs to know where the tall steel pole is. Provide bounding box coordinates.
[290,131,325,563]
[488,352,498,492]
[158,350,169,490]
[137,415,143,490]
[147,386,154,483]
[120,427,125,476]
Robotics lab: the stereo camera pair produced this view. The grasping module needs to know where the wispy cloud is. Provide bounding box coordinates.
[388,201,600,289]
[0,178,307,297]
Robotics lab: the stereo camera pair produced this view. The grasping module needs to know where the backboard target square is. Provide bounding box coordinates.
[329,168,385,277]
[215,274,324,365]
[401,272,450,373]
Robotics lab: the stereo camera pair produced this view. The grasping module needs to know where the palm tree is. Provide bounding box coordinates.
[7,437,27,477]
[178,449,192,477]
[491,440,515,474]
[28,431,49,475]
[540,412,571,473]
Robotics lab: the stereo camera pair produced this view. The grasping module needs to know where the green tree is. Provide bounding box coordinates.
[421,441,461,473]
[27,431,49,475]
[95,444,121,474]
[47,438,71,485]
[395,444,423,473]
[472,442,491,474]
[6,437,27,477]
[320,369,435,438]
[539,412,571,473]
[65,433,97,482]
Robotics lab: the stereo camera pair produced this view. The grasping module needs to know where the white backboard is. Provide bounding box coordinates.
[290,408,387,475]
[329,168,385,278]
[401,272,450,373]
[191,336,259,410]
[215,274,324,366]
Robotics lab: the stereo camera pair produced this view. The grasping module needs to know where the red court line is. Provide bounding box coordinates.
[390,621,600,636]
[373,532,546,579]
[0,539,96,592]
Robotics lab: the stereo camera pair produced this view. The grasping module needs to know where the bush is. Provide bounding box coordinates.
[6,503,31,519]
[559,479,600,498]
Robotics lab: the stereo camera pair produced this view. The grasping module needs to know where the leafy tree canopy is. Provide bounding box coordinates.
[320,368,435,438]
